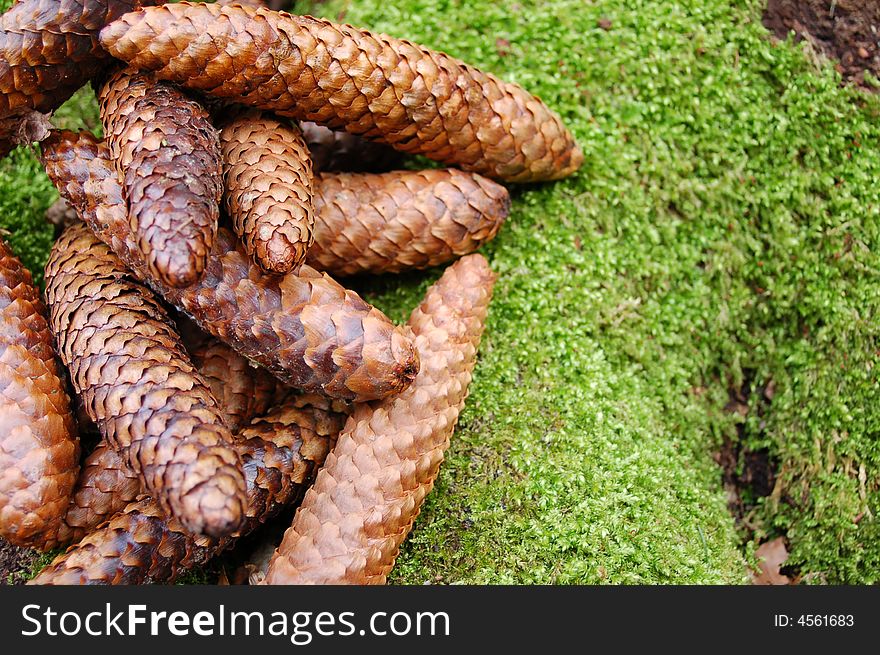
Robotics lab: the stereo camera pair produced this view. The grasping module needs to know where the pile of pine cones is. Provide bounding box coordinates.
[0,0,581,584]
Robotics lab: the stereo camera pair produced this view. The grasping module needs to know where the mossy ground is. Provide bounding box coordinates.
[1,0,878,583]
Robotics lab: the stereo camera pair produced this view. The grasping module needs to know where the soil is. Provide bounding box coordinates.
[715,372,779,533]
[0,539,40,585]
[763,0,880,89]
[715,374,806,582]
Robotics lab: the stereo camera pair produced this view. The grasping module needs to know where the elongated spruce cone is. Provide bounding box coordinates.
[185,333,284,433]
[0,110,52,156]
[40,130,420,403]
[100,3,583,182]
[0,0,154,143]
[0,237,79,547]
[30,402,346,584]
[99,67,222,287]
[43,443,140,550]
[215,0,270,9]
[308,169,508,277]
[300,122,403,174]
[38,331,291,551]
[43,223,247,538]
[219,109,314,275]
[265,254,495,584]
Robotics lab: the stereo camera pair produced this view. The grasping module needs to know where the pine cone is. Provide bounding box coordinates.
[219,108,314,275]
[44,443,140,550]
[0,236,79,547]
[99,3,583,182]
[43,223,247,538]
[38,329,293,551]
[31,401,347,584]
[215,0,268,8]
[185,333,284,433]
[99,67,222,287]
[265,254,495,584]
[40,130,420,403]
[0,0,153,143]
[0,109,52,154]
[308,169,508,276]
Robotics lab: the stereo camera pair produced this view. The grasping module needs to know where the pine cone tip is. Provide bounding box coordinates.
[393,327,420,389]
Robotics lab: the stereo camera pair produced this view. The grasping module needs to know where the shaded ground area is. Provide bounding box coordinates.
[717,374,779,534]
[0,539,42,585]
[764,0,880,89]
[716,376,803,584]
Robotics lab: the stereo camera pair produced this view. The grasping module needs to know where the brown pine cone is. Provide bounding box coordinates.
[39,331,293,551]
[215,0,291,12]
[30,401,347,584]
[265,254,495,584]
[100,3,583,182]
[300,122,403,174]
[0,0,153,144]
[44,443,140,550]
[185,334,284,433]
[43,223,247,538]
[215,0,268,8]
[308,169,509,277]
[40,130,420,403]
[0,109,52,154]
[218,108,314,275]
[0,237,79,548]
[99,67,222,287]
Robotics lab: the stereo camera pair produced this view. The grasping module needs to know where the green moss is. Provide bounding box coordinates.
[20,549,61,585]
[296,0,880,583]
[52,86,102,136]
[0,147,57,287]
[3,0,877,583]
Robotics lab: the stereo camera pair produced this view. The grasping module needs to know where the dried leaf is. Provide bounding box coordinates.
[753,537,790,585]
